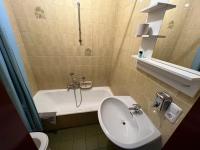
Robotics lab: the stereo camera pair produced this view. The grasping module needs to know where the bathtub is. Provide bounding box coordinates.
[33,87,113,116]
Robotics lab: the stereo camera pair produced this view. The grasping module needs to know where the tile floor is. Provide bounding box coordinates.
[47,124,122,150]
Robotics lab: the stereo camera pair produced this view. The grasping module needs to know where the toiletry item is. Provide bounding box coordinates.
[138,50,143,58]
[80,81,92,89]
[137,23,149,36]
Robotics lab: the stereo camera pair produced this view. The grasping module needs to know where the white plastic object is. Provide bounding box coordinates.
[98,96,161,149]
[141,2,176,13]
[132,55,200,97]
[30,132,49,150]
[136,24,149,36]
[165,102,182,123]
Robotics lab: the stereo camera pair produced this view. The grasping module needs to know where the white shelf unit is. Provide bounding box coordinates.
[137,0,176,58]
[134,0,200,96]
[132,55,200,97]
[136,35,166,38]
[141,2,176,13]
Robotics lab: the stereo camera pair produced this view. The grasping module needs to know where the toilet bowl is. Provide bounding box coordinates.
[30,132,49,150]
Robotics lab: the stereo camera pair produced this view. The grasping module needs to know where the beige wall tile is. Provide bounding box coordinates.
[154,0,200,69]
[8,0,115,90]
[4,0,38,95]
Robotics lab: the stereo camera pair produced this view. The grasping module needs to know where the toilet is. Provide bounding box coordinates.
[30,132,49,150]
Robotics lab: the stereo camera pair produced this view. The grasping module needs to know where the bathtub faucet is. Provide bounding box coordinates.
[67,73,83,108]
[67,73,83,91]
[67,82,80,91]
[67,84,73,91]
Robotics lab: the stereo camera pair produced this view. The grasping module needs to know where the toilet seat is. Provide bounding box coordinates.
[30,132,49,150]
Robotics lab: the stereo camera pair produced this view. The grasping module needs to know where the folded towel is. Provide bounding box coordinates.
[39,112,57,124]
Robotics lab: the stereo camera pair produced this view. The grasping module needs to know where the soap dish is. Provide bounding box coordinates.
[80,81,92,89]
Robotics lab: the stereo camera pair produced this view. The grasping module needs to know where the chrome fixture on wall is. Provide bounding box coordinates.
[67,73,83,108]
[67,72,93,108]
[153,91,173,112]
[85,48,93,56]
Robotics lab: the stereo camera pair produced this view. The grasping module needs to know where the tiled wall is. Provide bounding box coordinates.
[8,0,117,91]
[170,0,200,68]
[153,0,190,63]
[4,0,38,94]
[110,0,200,145]
[154,0,199,69]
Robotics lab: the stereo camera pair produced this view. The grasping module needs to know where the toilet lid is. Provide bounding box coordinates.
[30,132,49,150]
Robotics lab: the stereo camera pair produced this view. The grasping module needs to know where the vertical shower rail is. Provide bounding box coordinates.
[77,1,82,45]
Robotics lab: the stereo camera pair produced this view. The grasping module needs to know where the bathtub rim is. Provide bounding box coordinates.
[33,86,114,116]
[33,86,113,98]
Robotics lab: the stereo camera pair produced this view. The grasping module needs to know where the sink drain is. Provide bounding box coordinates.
[122,121,126,125]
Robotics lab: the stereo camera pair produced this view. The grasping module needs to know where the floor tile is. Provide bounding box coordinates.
[86,135,98,150]
[47,124,121,150]
[73,138,86,150]
[97,134,109,148]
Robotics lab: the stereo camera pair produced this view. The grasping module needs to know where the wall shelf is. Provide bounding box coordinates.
[136,35,166,38]
[141,2,176,13]
[137,0,176,58]
[132,55,200,97]
[134,0,199,97]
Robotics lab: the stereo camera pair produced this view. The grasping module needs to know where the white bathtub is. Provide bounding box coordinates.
[33,87,113,116]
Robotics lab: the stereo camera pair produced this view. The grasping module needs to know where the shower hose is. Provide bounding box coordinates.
[73,88,83,108]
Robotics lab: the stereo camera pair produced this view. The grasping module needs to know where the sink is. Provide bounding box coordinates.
[98,96,161,149]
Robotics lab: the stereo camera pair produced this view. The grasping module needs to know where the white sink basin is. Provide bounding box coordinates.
[98,96,161,149]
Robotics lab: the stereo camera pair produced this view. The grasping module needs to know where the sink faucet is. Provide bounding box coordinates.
[129,104,143,115]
